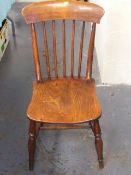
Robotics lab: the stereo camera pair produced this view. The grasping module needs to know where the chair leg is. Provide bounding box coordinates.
[36,122,43,138]
[94,119,104,169]
[28,120,36,171]
[89,121,95,134]
[40,122,44,127]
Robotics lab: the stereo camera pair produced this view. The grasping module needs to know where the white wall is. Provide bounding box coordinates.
[92,0,131,84]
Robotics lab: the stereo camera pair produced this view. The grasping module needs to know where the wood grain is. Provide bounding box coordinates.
[27,78,101,123]
[71,20,75,77]
[52,20,58,78]
[62,20,66,77]
[78,21,85,77]
[31,23,42,82]
[22,0,104,24]
[86,23,96,79]
[22,1,104,170]
[42,22,51,78]
[28,120,36,170]
[94,120,104,168]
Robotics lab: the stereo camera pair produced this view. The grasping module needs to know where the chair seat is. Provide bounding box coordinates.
[27,78,101,123]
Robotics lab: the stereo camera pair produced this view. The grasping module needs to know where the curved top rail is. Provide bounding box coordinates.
[22,0,104,24]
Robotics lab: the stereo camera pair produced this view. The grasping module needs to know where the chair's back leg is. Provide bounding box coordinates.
[28,120,36,170]
[94,119,104,169]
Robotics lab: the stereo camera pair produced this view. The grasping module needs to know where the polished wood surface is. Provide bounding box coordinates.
[94,120,104,168]
[22,0,104,24]
[31,23,42,82]
[22,0,104,81]
[30,21,97,81]
[52,20,58,78]
[27,78,101,123]
[71,20,75,77]
[42,22,51,78]
[62,20,66,77]
[86,23,96,79]
[28,120,36,170]
[22,0,104,170]
[78,21,85,77]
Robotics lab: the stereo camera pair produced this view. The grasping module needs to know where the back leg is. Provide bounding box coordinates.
[36,122,43,137]
[89,121,95,134]
[28,120,36,170]
[94,119,104,169]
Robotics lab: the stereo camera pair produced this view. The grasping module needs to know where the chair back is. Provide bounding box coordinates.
[22,0,104,82]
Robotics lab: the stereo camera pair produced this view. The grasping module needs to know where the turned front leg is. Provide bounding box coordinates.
[94,119,104,169]
[28,120,36,170]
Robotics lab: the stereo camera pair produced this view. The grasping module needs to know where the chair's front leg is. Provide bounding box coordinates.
[94,119,104,169]
[28,119,36,170]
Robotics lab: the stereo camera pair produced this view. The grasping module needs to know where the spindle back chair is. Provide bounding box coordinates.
[22,0,104,171]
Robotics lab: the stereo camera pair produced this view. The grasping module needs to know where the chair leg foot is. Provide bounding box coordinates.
[29,161,34,171]
[28,120,36,171]
[94,119,104,169]
[99,159,104,169]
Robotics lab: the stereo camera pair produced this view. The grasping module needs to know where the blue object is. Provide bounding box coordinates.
[0,0,15,27]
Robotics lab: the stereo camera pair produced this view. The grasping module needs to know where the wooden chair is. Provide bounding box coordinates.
[22,0,104,171]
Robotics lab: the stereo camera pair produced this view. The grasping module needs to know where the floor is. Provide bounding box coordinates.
[0,3,131,175]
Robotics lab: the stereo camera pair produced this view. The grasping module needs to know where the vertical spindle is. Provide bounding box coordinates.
[42,22,51,79]
[31,23,42,82]
[78,21,85,77]
[62,20,66,77]
[86,23,96,79]
[52,20,58,78]
[71,20,75,77]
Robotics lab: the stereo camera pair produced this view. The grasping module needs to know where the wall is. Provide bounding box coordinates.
[92,0,131,84]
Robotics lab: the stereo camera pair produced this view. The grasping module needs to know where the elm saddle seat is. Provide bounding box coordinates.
[27,78,101,123]
[22,0,105,171]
